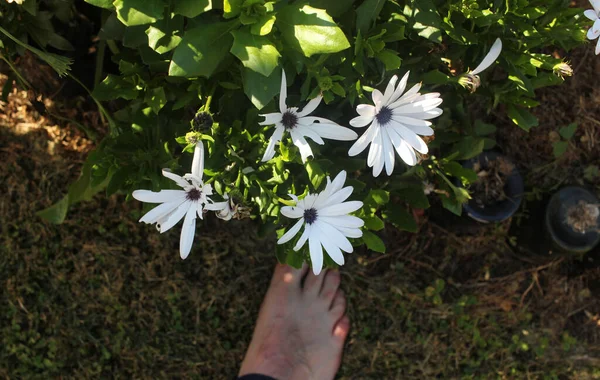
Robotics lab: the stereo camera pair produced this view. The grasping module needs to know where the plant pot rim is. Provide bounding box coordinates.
[545,186,600,253]
[461,151,524,223]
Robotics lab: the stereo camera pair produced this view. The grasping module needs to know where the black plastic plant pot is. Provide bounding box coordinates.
[545,186,600,254]
[461,151,524,223]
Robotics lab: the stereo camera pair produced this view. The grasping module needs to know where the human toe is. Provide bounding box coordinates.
[303,268,327,296]
[271,263,308,288]
[333,315,350,342]
[329,289,347,323]
[319,270,341,305]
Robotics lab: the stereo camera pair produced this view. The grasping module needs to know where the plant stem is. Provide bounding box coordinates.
[204,83,217,113]
[0,53,31,89]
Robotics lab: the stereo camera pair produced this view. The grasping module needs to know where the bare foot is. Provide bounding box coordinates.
[238,264,350,380]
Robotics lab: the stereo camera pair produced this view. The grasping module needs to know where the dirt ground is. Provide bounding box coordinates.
[1,39,600,380]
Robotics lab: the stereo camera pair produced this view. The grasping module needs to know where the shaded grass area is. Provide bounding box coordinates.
[2,46,600,379]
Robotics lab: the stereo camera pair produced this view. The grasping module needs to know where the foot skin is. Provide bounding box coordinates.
[238,264,350,380]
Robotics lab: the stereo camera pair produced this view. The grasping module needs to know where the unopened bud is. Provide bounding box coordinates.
[191,112,213,131]
[553,62,573,78]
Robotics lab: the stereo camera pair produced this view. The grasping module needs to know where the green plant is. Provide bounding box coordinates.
[10,0,588,269]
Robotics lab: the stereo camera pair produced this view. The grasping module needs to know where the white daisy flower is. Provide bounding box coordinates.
[260,70,358,163]
[132,142,226,259]
[585,0,600,55]
[459,38,503,92]
[347,71,443,176]
[277,170,364,275]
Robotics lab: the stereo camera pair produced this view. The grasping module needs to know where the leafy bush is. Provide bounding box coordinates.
[2,0,589,269]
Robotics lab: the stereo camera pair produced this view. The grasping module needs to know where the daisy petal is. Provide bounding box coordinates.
[162,170,190,188]
[259,112,282,126]
[319,215,364,228]
[296,125,325,145]
[159,201,191,233]
[294,224,311,251]
[388,71,410,104]
[133,189,186,203]
[315,226,345,266]
[319,201,364,217]
[191,142,204,179]
[318,186,353,209]
[305,119,358,140]
[315,220,353,253]
[367,126,382,167]
[291,133,314,163]
[591,0,600,15]
[356,104,376,117]
[387,128,418,166]
[588,25,600,40]
[381,128,396,176]
[309,232,324,275]
[204,201,228,211]
[329,170,347,195]
[281,205,304,219]
[404,109,443,120]
[278,218,304,244]
[297,95,322,117]
[471,38,502,75]
[381,75,398,105]
[261,125,285,162]
[335,226,363,238]
[372,89,384,108]
[350,115,375,128]
[139,199,186,224]
[179,206,197,259]
[348,122,378,156]
[279,70,287,113]
[390,124,429,154]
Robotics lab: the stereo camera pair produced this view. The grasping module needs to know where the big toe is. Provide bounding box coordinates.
[271,263,308,288]
[333,315,350,343]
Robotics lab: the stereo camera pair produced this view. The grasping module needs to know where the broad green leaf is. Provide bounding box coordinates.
[376,49,401,70]
[22,0,37,15]
[251,14,276,36]
[93,74,139,100]
[382,203,417,232]
[277,5,350,57]
[406,0,442,43]
[507,104,538,131]
[363,215,384,231]
[559,123,577,140]
[173,0,211,18]
[223,0,243,18]
[113,0,164,26]
[306,161,326,189]
[146,15,184,54]
[395,188,430,209]
[230,29,280,77]
[243,67,281,109]
[37,196,70,224]
[98,13,125,40]
[421,70,451,85]
[169,21,236,78]
[356,0,385,34]
[123,25,148,48]
[552,141,568,158]
[309,0,355,17]
[362,230,386,253]
[474,120,497,136]
[452,136,485,160]
[365,189,389,207]
[443,162,477,184]
[85,0,113,9]
[145,87,167,114]
[441,195,462,216]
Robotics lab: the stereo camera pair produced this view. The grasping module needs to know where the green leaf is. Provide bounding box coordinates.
[22,0,37,15]
[113,0,164,26]
[223,0,243,18]
[552,141,568,158]
[173,0,211,18]
[421,70,451,85]
[169,21,235,78]
[395,188,430,209]
[306,161,326,189]
[356,0,385,34]
[507,104,539,131]
[85,0,113,9]
[362,230,386,253]
[145,87,167,114]
[146,15,184,54]
[230,29,280,77]
[251,14,276,36]
[452,136,485,160]
[441,195,462,216]
[277,5,350,57]
[37,196,70,224]
[408,0,443,43]
[365,189,389,207]
[559,123,577,140]
[474,120,497,136]
[382,203,417,232]
[376,49,401,71]
[93,74,139,100]
[363,215,385,231]
[243,67,281,109]
[309,0,355,17]
[443,162,478,184]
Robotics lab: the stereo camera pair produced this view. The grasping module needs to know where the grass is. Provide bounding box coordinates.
[1,44,600,379]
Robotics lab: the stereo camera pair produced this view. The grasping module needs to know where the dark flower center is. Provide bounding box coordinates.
[281,111,298,129]
[375,106,392,126]
[186,188,202,201]
[192,112,214,131]
[303,208,318,224]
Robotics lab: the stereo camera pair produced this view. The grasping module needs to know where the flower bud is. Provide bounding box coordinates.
[191,112,213,131]
[553,62,573,78]
[458,73,481,93]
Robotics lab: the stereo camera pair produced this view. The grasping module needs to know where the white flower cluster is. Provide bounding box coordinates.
[585,0,600,55]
